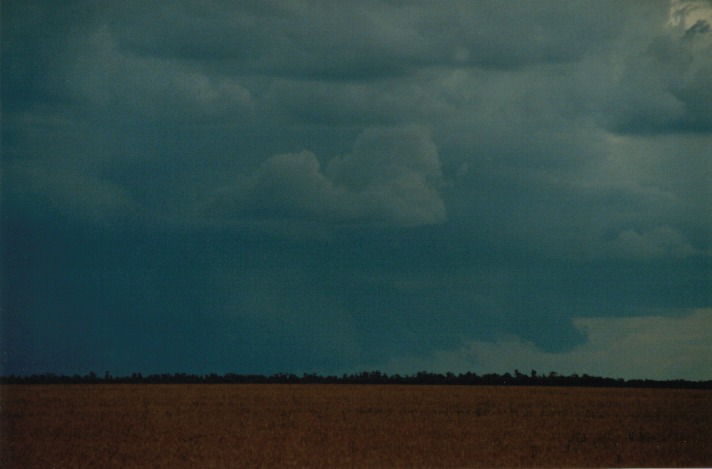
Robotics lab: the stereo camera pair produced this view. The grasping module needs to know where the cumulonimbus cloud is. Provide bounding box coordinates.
[201,126,447,229]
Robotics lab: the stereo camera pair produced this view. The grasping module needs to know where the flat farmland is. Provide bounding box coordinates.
[1,384,710,467]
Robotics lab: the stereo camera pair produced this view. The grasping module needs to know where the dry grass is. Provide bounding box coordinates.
[1,384,710,467]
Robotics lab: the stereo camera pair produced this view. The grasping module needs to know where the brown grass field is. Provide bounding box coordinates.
[1,384,710,468]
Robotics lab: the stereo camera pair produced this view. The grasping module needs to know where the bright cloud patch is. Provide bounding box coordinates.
[381,309,712,381]
[609,225,698,259]
[203,126,446,228]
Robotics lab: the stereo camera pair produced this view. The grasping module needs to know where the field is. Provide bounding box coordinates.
[1,384,710,467]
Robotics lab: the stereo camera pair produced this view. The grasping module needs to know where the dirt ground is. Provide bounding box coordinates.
[2,384,710,467]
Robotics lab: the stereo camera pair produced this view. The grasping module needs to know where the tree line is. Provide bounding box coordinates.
[1,369,710,388]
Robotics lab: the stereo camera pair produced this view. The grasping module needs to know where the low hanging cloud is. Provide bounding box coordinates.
[202,126,446,228]
[379,309,712,381]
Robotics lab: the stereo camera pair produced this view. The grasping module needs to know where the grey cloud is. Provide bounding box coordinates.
[446,130,711,262]
[6,159,136,226]
[8,0,708,257]
[607,226,699,260]
[327,127,442,190]
[3,0,711,378]
[682,18,712,40]
[67,26,253,122]
[380,309,712,380]
[604,16,712,134]
[202,127,446,228]
[107,1,631,78]
[265,78,452,126]
[111,2,428,78]
[597,133,712,249]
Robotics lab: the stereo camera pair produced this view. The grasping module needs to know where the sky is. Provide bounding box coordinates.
[2,0,711,380]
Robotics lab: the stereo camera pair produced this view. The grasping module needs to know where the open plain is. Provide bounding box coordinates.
[1,384,710,467]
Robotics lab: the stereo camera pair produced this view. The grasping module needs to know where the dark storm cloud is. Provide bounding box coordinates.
[2,0,711,378]
[109,1,630,76]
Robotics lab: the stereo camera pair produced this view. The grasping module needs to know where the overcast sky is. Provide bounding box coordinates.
[2,0,711,380]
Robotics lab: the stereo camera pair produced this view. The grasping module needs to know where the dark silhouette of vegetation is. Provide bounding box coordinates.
[1,370,709,388]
